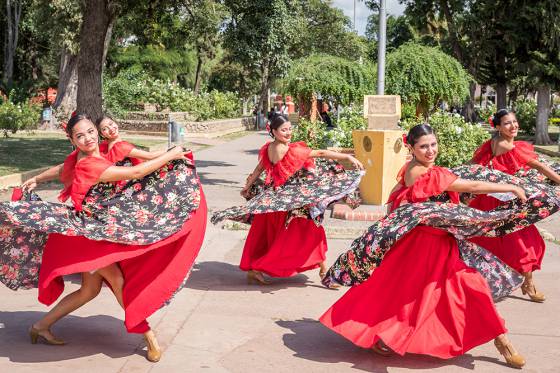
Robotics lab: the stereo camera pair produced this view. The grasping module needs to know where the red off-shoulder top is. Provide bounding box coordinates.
[387,163,460,211]
[58,154,112,211]
[471,139,537,175]
[99,140,142,165]
[259,141,315,187]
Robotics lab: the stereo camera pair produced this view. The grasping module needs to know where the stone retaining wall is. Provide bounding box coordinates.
[118,115,255,138]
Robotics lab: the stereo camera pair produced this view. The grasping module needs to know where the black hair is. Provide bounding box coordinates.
[406,124,435,146]
[268,114,289,138]
[491,109,515,127]
[66,113,92,137]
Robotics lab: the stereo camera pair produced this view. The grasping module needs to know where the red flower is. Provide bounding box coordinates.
[488,116,494,128]
[402,133,408,145]
[532,199,543,207]
[538,208,550,218]
[133,183,142,191]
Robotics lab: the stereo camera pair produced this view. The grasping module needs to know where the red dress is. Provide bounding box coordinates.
[38,153,206,333]
[469,140,545,273]
[239,142,328,277]
[99,140,143,165]
[320,166,506,359]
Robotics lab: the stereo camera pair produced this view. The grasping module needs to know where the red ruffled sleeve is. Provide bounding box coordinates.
[58,150,80,204]
[101,141,137,164]
[66,156,113,211]
[387,166,459,211]
[259,141,315,187]
[473,140,537,174]
[471,139,493,166]
[511,141,538,165]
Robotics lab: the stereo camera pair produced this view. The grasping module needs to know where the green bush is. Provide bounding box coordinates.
[103,68,241,121]
[401,111,489,168]
[475,103,496,124]
[292,108,367,149]
[324,107,368,148]
[291,118,328,149]
[0,99,41,134]
[514,99,537,135]
[102,68,149,117]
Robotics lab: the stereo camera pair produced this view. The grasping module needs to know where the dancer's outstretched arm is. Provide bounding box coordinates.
[447,179,527,202]
[129,148,167,161]
[241,163,265,198]
[99,146,188,182]
[21,164,63,191]
[527,159,560,184]
[309,149,364,170]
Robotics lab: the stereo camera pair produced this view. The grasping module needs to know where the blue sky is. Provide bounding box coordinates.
[331,0,406,36]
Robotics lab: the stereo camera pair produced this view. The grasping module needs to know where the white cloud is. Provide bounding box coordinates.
[330,0,405,36]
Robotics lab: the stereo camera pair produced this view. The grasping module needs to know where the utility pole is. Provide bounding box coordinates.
[353,0,356,31]
[377,0,387,94]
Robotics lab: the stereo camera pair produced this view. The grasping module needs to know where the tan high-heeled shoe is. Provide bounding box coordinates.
[247,270,270,285]
[371,340,392,357]
[144,333,162,363]
[29,326,65,345]
[494,337,525,369]
[521,273,545,302]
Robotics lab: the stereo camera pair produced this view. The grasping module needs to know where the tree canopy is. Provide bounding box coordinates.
[385,43,471,116]
[283,54,375,105]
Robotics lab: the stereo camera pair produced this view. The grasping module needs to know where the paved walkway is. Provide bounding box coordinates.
[1,132,560,372]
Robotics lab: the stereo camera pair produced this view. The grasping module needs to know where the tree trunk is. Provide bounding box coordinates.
[258,60,269,115]
[3,0,22,88]
[53,49,78,117]
[535,84,552,145]
[193,55,203,94]
[76,0,116,123]
[461,82,476,122]
[495,83,507,109]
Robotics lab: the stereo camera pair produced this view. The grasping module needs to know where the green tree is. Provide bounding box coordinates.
[385,43,471,117]
[508,0,560,144]
[293,0,367,61]
[283,54,375,106]
[224,0,302,113]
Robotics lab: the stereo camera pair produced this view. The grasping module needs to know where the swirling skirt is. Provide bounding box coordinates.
[240,211,327,277]
[320,226,506,359]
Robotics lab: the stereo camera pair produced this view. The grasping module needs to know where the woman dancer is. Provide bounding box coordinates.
[21,114,164,191]
[96,115,165,165]
[2,114,206,362]
[470,109,560,302]
[212,115,363,284]
[318,124,559,368]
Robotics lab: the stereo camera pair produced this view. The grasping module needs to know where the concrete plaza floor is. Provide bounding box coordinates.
[1,132,559,372]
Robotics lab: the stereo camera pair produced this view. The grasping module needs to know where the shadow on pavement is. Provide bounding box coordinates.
[0,311,144,363]
[185,261,322,293]
[243,149,260,156]
[274,318,509,372]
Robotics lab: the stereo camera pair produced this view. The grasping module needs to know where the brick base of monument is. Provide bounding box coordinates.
[331,203,386,221]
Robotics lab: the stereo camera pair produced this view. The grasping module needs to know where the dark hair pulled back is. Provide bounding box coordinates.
[406,124,434,146]
[268,114,289,138]
[65,113,92,137]
[491,109,514,127]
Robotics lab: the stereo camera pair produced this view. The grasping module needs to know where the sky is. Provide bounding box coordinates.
[331,0,406,36]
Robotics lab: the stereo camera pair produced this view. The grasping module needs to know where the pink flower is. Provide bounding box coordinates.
[538,209,550,219]
[133,183,142,191]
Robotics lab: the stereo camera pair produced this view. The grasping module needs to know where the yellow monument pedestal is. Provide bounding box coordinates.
[352,130,407,205]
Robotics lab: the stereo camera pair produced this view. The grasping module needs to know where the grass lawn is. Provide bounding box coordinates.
[0,129,250,177]
[0,134,73,176]
[0,132,171,176]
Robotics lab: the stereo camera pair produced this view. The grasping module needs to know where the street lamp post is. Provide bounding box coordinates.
[377,0,387,95]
